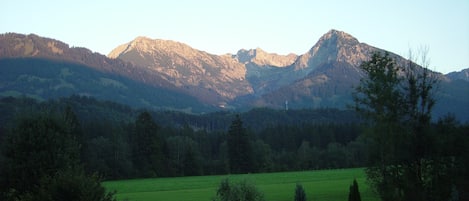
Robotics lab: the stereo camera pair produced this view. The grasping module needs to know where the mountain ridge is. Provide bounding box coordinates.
[446,68,469,81]
[108,35,253,105]
[1,30,468,121]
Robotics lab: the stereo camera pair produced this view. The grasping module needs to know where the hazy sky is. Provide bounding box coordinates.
[1,0,468,73]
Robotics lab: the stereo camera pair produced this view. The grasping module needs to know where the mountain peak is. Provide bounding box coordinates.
[446,68,469,81]
[109,36,253,102]
[320,29,359,44]
[108,36,193,59]
[235,48,297,67]
[0,32,70,57]
[294,29,371,70]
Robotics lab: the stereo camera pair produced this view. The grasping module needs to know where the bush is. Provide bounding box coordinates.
[213,179,264,201]
[294,183,306,201]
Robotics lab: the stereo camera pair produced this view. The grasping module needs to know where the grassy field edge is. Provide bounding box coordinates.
[103,168,379,201]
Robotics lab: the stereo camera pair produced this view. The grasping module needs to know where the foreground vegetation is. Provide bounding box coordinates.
[353,52,468,200]
[103,168,377,201]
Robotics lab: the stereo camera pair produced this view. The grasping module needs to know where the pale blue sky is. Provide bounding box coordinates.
[1,0,468,73]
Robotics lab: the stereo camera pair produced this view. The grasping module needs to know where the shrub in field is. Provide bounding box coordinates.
[294,183,306,201]
[213,178,264,201]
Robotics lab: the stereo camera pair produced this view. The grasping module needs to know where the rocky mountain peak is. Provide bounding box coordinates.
[294,29,374,71]
[0,33,70,58]
[447,68,469,81]
[235,48,297,67]
[109,36,198,59]
[109,36,253,103]
[318,29,360,46]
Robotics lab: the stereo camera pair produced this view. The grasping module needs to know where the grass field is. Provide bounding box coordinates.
[103,168,379,201]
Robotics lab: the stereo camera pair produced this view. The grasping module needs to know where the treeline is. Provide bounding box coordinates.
[0,95,467,182]
[0,96,365,179]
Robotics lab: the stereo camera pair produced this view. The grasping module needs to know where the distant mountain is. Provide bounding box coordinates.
[0,33,214,113]
[242,30,468,121]
[236,30,387,108]
[1,31,468,121]
[446,68,469,81]
[109,36,252,107]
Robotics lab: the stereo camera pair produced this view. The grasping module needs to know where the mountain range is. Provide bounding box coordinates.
[0,30,468,120]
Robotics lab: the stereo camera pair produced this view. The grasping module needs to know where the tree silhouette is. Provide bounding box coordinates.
[0,112,115,201]
[130,111,163,177]
[348,179,361,201]
[294,183,306,201]
[353,51,453,201]
[227,115,253,173]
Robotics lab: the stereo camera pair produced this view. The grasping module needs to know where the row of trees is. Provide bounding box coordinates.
[102,111,364,178]
[211,178,361,201]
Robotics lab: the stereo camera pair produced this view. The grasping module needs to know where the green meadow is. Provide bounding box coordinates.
[103,168,379,201]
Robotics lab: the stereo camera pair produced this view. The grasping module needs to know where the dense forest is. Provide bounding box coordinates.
[0,95,367,179]
[0,94,467,181]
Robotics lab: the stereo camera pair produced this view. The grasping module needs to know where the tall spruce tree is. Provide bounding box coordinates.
[227,115,253,173]
[294,183,306,201]
[130,111,163,177]
[348,179,361,201]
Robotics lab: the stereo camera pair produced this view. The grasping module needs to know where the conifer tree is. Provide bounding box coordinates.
[348,179,361,201]
[227,115,253,173]
[130,111,163,177]
[0,112,115,201]
[294,183,307,201]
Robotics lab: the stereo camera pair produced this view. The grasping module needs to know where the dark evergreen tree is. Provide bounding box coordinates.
[130,111,163,177]
[182,145,202,176]
[348,179,361,201]
[63,106,83,147]
[63,106,87,166]
[227,115,253,173]
[0,112,115,201]
[35,168,116,201]
[294,183,306,201]
[0,113,79,199]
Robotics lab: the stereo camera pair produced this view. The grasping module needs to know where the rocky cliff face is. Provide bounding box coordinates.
[447,68,469,81]
[293,30,375,71]
[0,33,69,57]
[234,48,297,67]
[239,29,377,102]
[109,36,253,105]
